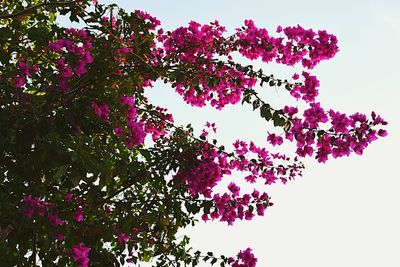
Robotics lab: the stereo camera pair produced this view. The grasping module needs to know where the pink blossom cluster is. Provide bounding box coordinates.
[290,71,320,102]
[175,65,257,109]
[175,136,303,205]
[174,147,223,198]
[101,15,118,30]
[23,194,91,264]
[70,243,91,267]
[12,60,39,88]
[203,189,270,225]
[228,248,258,267]
[281,25,339,69]
[134,10,161,30]
[23,195,51,218]
[22,195,65,227]
[73,207,85,222]
[200,121,217,138]
[163,20,227,63]
[160,20,338,110]
[141,103,174,140]
[162,21,257,109]
[114,96,146,148]
[231,140,303,185]
[234,21,338,69]
[113,46,133,70]
[283,105,388,162]
[267,133,283,146]
[91,101,110,122]
[117,233,131,244]
[48,28,93,92]
[234,19,279,63]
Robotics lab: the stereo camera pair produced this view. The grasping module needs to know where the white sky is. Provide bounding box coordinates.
[97,0,400,266]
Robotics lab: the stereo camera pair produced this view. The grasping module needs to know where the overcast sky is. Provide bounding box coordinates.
[93,1,399,266]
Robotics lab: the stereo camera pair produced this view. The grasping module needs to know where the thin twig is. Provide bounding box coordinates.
[0,225,14,243]
[0,0,82,19]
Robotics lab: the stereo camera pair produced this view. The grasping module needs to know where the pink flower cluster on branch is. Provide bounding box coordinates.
[113,96,146,148]
[70,243,91,267]
[12,60,38,88]
[48,28,93,92]
[174,139,303,201]
[228,248,257,267]
[160,20,338,110]
[282,104,388,163]
[204,189,270,225]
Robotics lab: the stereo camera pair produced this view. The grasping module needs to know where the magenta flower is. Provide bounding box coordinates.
[377,129,388,137]
[64,193,73,203]
[48,213,64,227]
[17,60,31,77]
[13,76,25,88]
[228,182,240,197]
[120,95,135,107]
[55,233,65,241]
[70,243,90,267]
[117,233,130,244]
[91,101,110,122]
[228,248,257,267]
[267,133,283,146]
[124,121,146,147]
[22,195,36,218]
[73,207,85,222]
[114,127,125,137]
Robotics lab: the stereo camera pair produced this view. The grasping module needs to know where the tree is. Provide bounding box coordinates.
[0,1,388,266]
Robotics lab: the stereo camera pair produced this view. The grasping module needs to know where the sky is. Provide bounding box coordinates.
[88,0,399,266]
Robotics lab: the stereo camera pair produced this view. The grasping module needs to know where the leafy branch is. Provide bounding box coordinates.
[0,0,82,19]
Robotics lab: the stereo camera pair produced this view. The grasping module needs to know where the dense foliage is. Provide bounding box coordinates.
[0,0,387,266]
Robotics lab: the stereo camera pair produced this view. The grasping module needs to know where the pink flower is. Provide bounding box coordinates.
[120,96,135,107]
[377,129,388,137]
[124,121,146,147]
[73,207,85,222]
[17,60,31,77]
[32,65,39,74]
[245,210,255,220]
[13,76,25,88]
[256,203,266,216]
[70,243,90,267]
[267,133,283,146]
[228,182,240,197]
[229,248,257,267]
[201,214,210,222]
[48,213,64,227]
[117,233,130,244]
[114,127,125,137]
[55,233,65,241]
[64,193,73,203]
[22,195,36,218]
[91,101,110,122]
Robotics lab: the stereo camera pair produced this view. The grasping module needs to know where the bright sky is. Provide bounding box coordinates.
[96,0,399,266]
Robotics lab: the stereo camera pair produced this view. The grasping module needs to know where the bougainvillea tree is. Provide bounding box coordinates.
[0,1,388,266]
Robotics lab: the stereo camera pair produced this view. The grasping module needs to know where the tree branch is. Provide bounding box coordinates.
[0,225,14,243]
[0,0,82,19]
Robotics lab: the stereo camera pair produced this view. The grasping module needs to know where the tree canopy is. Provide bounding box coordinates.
[0,1,387,266]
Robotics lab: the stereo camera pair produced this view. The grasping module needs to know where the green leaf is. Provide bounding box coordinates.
[260,104,272,121]
[252,99,260,110]
[241,94,252,105]
[273,112,286,127]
